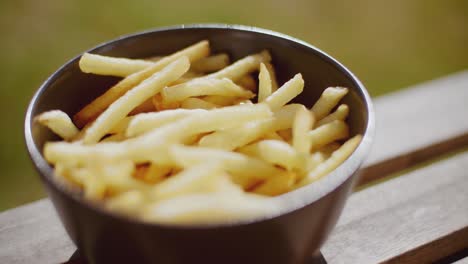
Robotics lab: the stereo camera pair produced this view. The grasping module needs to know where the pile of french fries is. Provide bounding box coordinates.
[36,40,362,224]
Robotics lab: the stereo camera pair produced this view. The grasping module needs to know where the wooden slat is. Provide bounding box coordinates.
[0,71,467,263]
[0,200,74,264]
[322,151,468,263]
[359,70,468,186]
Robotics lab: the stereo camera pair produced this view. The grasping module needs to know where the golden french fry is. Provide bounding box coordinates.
[238,139,298,170]
[198,118,275,150]
[152,94,180,111]
[79,53,154,77]
[292,107,315,154]
[311,87,348,120]
[236,75,257,92]
[305,152,326,172]
[317,142,341,158]
[106,190,146,214]
[202,95,239,106]
[73,40,209,128]
[253,171,296,196]
[45,104,273,165]
[299,135,362,186]
[151,163,224,199]
[35,110,79,140]
[162,78,254,104]
[180,98,219,110]
[309,120,349,151]
[258,63,272,102]
[169,145,285,188]
[142,191,279,225]
[262,131,283,141]
[100,132,126,142]
[206,50,271,81]
[83,56,190,144]
[277,129,292,142]
[315,104,349,127]
[191,53,230,72]
[264,62,278,91]
[126,109,206,137]
[133,163,172,184]
[264,74,304,111]
[129,98,155,115]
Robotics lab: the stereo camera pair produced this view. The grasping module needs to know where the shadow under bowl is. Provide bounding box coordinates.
[24,24,374,264]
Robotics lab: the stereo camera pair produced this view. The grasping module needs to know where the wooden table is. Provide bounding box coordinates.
[1,71,468,263]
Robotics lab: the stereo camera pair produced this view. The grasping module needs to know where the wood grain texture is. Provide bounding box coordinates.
[359,70,468,186]
[322,151,468,264]
[0,200,74,264]
[0,71,467,263]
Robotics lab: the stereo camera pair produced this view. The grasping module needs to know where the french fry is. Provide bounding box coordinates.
[108,116,132,134]
[169,145,285,188]
[309,120,349,151]
[202,95,239,106]
[73,40,209,128]
[299,135,362,186]
[180,98,219,110]
[191,53,230,73]
[238,139,298,170]
[198,118,275,151]
[126,109,206,137]
[262,131,283,141]
[142,191,278,224]
[205,50,271,81]
[315,104,349,127]
[258,63,272,102]
[253,171,296,196]
[35,110,79,140]
[79,53,154,77]
[106,190,146,214]
[45,104,273,165]
[264,74,304,111]
[311,87,348,120]
[162,78,254,104]
[152,94,180,111]
[265,62,279,91]
[271,104,305,131]
[133,163,172,184]
[277,129,292,142]
[305,152,326,172]
[292,107,315,154]
[317,142,341,158]
[100,132,126,142]
[129,98,155,115]
[151,163,224,199]
[83,56,190,144]
[236,75,257,92]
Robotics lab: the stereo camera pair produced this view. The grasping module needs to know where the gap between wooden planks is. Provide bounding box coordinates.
[1,70,467,264]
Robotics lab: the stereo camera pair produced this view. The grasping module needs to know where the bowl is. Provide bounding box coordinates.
[24,24,374,264]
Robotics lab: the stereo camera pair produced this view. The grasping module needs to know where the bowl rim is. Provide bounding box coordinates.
[24,23,375,229]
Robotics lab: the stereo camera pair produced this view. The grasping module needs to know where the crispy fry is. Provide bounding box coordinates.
[292,107,315,154]
[191,53,230,73]
[253,171,296,196]
[169,145,285,188]
[258,63,272,102]
[79,53,154,77]
[264,74,304,111]
[236,75,257,92]
[238,139,298,170]
[264,63,278,91]
[73,40,209,128]
[162,78,254,104]
[83,57,190,144]
[311,87,348,120]
[35,110,79,140]
[299,135,362,186]
[202,95,239,106]
[309,120,349,151]
[206,51,271,81]
[129,98,155,115]
[315,104,349,127]
[180,98,219,110]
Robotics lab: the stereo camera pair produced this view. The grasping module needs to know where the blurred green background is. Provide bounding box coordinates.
[0,0,467,212]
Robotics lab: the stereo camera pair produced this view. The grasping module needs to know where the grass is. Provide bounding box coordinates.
[0,0,467,211]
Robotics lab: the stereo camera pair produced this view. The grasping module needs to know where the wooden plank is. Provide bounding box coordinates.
[0,71,467,263]
[322,151,468,263]
[359,70,468,186]
[0,200,74,264]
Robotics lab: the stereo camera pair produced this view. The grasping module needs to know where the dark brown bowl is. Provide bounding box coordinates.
[24,24,374,264]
